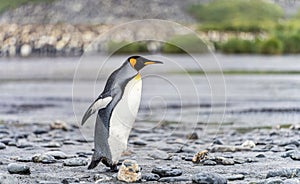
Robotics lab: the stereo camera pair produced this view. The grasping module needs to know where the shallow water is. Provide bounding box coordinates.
[1,54,300,128]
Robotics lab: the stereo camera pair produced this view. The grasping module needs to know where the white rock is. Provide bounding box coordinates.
[20,44,32,57]
[241,140,256,148]
[117,160,141,183]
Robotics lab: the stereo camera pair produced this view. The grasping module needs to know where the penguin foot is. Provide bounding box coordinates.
[110,164,118,172]
[87,159,101,170]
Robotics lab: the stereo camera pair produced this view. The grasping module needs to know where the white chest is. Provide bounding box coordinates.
[108,76,142,163]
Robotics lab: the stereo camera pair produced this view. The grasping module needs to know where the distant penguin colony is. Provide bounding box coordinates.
[81,56,163,170]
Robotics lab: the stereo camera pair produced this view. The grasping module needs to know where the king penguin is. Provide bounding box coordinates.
[81,55,163,170]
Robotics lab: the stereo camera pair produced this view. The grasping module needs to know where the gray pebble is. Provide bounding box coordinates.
[7,141,17,147]
[17,156,32,162]
[45,151,68,159]
[267,168,300,178]
[290,152,300,161]
[129,139,147,146]
[63,158,88,167]
[32,154,56,164]
[215,157,235,165]
[213,139,224,145]
[42,142,61,148]
[159,176,190,182]
[94,174,112,182]
[0,142,6,149]
[17,141,34,148]
[7,163,30,175]
[33,128,49,135]
[203,160,217,166]
[226,174,244,181]
[152,166,182,177]
[39,181,60,184]
[142,173,160,181]
[256,153,266,158]
[258,178,284,184]
[283,178,300,184]
[1,138,13,145]
[281,150,296,158]
[192,172,227,184]
[61,178,80,184]
[148,150,170,160]
[0,173,19,183]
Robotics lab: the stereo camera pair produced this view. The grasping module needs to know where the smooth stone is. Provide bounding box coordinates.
[159,176,190,182]
[94,174,112,182]
[266,168,300,178]
[39,181,60,184]
[226,174,245,181]
[271,145,283,152]
[152,166,182,177]
[62,140,78,145]
[148,150,170,160]
[16,156,32,162]
[213,139,224,145]
[278,140,300,147]
[117,160,141,183]
[61,178,80,184]
[192,172,227,184]
[45,151,68,159]
[33,128,49,135]
[203,160,217,166]
[17,141,34,148]
[241,140,256,148]
[0,142,6,149]
[257,178,284,184]
[0,174,19,183]
[42,142,61,148]
[215,157,235,165]
[7,141,17,147]
[142,173,160,181]
[281,150,297,158]
[290,152,300,161]
[256,153,266,158]
[32,154,56,164]
[50,120,69,131]
[129,139,147,146]
[63,158,88,167]
[283,178,300,184]
[210,145,250,152]
[186,132,198,140]
[1,138,13,145]
[7,163,30,175]
[171,156,182,161]
[285,145,297,151]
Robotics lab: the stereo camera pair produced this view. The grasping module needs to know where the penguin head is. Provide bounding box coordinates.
[128,56,163,71]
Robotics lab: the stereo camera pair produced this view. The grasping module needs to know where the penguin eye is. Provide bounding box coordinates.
[129,58,136,68]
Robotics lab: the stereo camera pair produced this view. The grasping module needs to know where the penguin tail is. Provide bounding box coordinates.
[87,159,101,170]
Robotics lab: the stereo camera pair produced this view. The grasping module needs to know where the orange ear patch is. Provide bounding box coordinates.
[129,58,136,67]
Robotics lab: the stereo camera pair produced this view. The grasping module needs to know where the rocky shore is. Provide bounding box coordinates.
[0,120,299,183]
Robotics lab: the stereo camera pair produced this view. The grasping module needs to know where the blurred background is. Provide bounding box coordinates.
[1,0,300,131]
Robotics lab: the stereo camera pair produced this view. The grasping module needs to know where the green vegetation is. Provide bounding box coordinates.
[107,41,148,54]
[162,34,207,53]
[188,0,283,32]
[221,38,256,54]
[259,37,283,55]
[0,0,55,13]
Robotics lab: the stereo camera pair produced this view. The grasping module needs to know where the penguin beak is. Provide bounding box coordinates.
[144,60,163,65]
